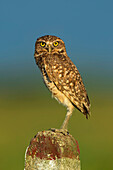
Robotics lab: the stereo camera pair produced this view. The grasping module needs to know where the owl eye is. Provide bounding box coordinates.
[53,41,59,47]
[40,42,46,47]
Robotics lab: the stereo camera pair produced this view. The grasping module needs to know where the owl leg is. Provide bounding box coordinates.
[61,109,73,130]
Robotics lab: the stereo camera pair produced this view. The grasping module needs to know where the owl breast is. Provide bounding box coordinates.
[42,65,74,112]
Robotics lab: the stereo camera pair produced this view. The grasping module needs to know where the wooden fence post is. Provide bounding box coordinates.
[24,129,81,170]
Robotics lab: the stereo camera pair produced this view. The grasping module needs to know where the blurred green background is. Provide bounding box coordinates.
[0,0,113,170]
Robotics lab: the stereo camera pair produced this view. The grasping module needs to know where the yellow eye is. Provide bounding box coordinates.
[40,42,46,47]
[53,41,59,47]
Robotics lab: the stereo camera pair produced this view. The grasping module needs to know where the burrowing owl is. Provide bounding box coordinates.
[34,35,90,129]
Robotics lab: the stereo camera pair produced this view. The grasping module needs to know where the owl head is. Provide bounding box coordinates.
[34,35,66,58]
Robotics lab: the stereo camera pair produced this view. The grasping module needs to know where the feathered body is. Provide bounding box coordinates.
[34,35,90,129]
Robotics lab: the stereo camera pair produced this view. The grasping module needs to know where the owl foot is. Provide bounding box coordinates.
[49,128,69,136]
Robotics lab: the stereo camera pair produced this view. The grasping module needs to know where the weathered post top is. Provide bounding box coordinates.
[25,129,81,170]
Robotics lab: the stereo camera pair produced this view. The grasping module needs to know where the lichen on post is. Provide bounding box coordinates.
[24,129,81,170]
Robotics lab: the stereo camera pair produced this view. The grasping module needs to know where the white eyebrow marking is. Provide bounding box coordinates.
[46,41,52,45]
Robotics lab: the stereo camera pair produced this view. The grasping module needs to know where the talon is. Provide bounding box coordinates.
[67,131,69,135]
[49,128,56,132]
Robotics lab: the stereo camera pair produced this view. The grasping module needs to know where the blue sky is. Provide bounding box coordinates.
[0,0,113,89]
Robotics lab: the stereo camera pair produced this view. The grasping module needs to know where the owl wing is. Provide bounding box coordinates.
[44,53,90,118]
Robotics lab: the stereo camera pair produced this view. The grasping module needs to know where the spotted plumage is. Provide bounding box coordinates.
[34,35,90,129]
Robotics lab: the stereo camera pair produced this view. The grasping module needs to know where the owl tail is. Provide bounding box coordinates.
[82,103,90,119]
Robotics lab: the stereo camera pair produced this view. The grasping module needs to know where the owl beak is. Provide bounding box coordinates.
[48,44,51,53]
